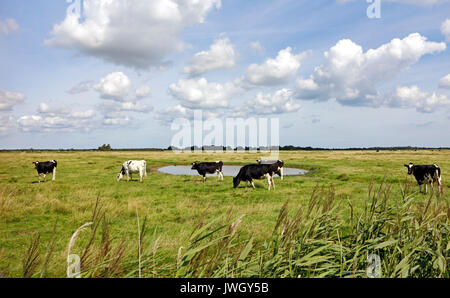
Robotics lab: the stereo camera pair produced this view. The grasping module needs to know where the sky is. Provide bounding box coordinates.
[1,0,450,149]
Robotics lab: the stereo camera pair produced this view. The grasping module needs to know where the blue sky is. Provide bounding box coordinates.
[1,0,450,149]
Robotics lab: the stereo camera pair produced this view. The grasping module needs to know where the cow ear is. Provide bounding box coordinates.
[404,164,409,167]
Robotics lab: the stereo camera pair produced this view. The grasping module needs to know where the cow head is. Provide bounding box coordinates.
[191,162,198,170]
[233,177,240,188]
[404,163,414,175]
[117,166,125,181]
[32,161,39,168]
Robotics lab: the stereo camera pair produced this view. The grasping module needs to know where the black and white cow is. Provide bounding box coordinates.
[117,160,147,182]
[257,160,284,180]
[191,161,224,182]
[404,163,442,194]
[233,161,283,190]
[33,160,57,183]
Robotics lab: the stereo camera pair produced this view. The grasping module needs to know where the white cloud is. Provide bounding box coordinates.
[242,89,301,116]
[240,47,308,87]
[0,115,15,136]
[385,85,450,113]
[250,41,265,55]
[439,74,450,88]
[136,86,151,99]
[103,114,132,126]
[101,101,153,114]
[93,72,132,101]
[183,37,236,76]
[155,104,221,125]
[295,33,446,106]
[67,81,94,94]
[18,102,97,132]
[169,78,239,109]
[45,0,221,69]
[441,19,450,42]
[0,88,25,111]
[38,102,70,116]
[0,18,19,35]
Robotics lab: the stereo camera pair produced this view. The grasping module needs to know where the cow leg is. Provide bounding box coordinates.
[250,180,256,189]
[140,170,143,182]
[52,167,56,181]
[38,173,41,183]
[44,174,47,182]
[418,184,422,193]
[266,174,271,191]
[436,173,442,195]
[424,184,428,194]
[271,176,276,190]
[280,168,284,180]
[203,175,206,182]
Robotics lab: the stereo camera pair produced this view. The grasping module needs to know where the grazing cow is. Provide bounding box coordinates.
[404,163,442,194]
[233,161,284,190]
[191,161,224,182]
[33,160,57,183]
[257,160,284,180]
[117,160,147,182]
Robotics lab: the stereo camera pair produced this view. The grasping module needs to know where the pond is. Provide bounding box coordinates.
[158,165,308,177]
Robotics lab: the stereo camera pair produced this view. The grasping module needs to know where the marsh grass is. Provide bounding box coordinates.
[1,150,449,277]
[14,180,449,278]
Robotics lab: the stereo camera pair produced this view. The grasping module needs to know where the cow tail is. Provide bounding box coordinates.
[437,166,441,183]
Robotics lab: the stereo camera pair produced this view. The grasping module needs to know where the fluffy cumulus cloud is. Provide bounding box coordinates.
[0,88,25,111]
[45,0,222,69]
[439,74,450,88]
[91,72,153,127]
[93,72,132,101]
[240,89,301,116]
[17,102,98,133]
[240,47,308,87]
[441,19,450,42]
[0,18,19,35]
[385,85,450,113]
[169,78,239,109]
[183,37,236,76]
[295,33,446,107]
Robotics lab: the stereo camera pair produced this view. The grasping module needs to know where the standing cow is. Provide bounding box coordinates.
[191,161,224,182]
[33,160,57,183]
[117,160,147,182]
[257,160,284,180]
[233,161,283,190]
[404,163,442,194]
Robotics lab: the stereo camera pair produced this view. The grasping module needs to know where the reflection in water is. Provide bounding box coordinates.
[158,165,308,177]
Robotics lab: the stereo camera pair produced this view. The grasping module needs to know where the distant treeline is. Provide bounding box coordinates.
[1,145,449,152]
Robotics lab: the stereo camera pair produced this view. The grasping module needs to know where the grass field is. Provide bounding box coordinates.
[0,150,449,278]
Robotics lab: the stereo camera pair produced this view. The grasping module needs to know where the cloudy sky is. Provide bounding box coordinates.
[1,0,450,149]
